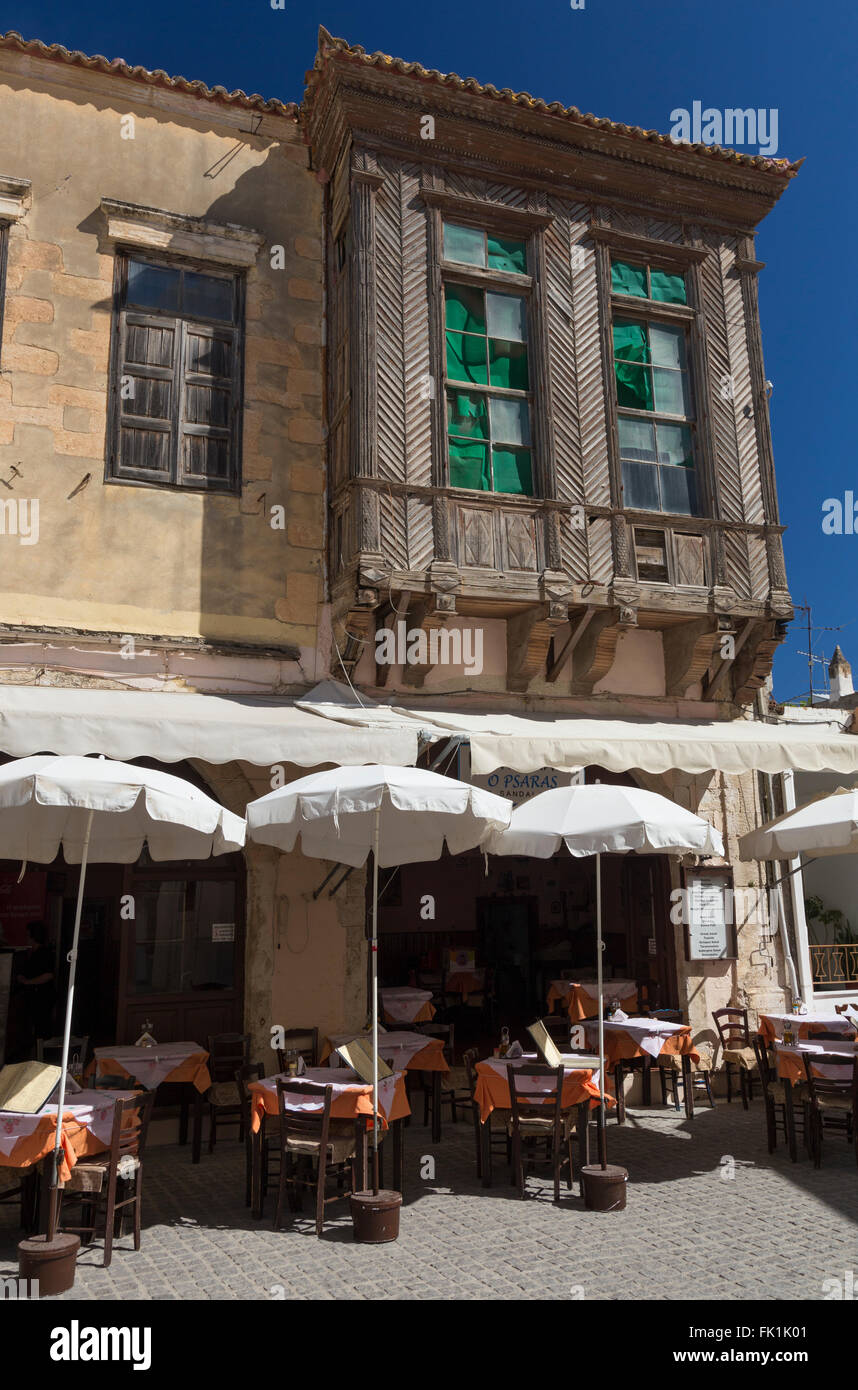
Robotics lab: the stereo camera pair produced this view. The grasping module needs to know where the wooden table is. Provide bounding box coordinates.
[758,1012,857,1045]
[548,979,638,1021]
[473,1054,606,1188]
[321,1030,449,1143]
[583,1018,699,1121]
[0,1088,136,1232]
[773,1038,857,1161]
[89,1043,211,1163]
[379,987,436,1025]
[247,1067,411,1215]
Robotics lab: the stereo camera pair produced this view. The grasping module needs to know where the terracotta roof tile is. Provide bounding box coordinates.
[308,27,800,178]
[0,29,297,118]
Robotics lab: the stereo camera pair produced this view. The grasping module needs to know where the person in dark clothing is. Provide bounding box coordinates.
[15,921,56,1044]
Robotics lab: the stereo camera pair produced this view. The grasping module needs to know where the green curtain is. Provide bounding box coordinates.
[446,331,488,385]
[449,437,490,490]
[650,269,687,305]
[611,260,647,297]
[445,283,486,333]
[488,235,527,274]
[488,338,529,390]
[447,390,488,438]
[492,447,533,495]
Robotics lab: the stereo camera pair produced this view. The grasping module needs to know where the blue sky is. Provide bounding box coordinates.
[3,0,855,702]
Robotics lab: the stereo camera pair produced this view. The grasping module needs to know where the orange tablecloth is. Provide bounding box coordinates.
[320,1032,448,1072]
[775,1040,858,1085]
[550,981,639,1021]
[473,1057,606,1123]
[758,1013,857,1046]
[584,1021,699,1068]
[248,1068,411,1134]
[89,1049,212,1093]
[445,969,485,1000]
[0,1091,137,1182]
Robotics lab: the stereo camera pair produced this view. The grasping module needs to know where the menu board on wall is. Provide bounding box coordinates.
[684,870,737,960]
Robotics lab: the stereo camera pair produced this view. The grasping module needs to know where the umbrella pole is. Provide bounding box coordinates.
[596,851,607,1170]
[371,805,380,1196]
[47,808,94,1241]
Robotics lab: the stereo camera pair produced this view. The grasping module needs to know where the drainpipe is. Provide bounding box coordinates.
[780,769,813,1003]
[762,770,801,1004]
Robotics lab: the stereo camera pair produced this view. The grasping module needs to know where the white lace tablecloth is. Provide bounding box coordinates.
[776,1038,858,1080]
[0,1088,137,1157]
[254,1067,402,1119]
[760,1011,856,1039]
[584,1017,688,1060]
[93,1042,204,1090]
[379,988,434,1022]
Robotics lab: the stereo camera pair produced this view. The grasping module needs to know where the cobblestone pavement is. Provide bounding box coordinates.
[2,1101,856,1301]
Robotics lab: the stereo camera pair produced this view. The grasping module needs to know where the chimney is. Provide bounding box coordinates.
[829,645,854,701]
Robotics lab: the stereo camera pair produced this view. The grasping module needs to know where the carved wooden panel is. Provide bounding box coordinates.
[587,516,614,585]
[407,496,435,572]
[545,198,590,579]
[501,511,539,572]
[721,237,765,528]
[674,532,706,587]
[700,234,751,598]
[457,505,496,569]
[747,534,770,602]
[443,171,529,208]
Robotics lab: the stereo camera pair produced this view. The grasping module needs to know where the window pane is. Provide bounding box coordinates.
[449,437,490,490]
[492,447,533,496]
[488,338,529,389]
[443,222,486,267]
[660,463,698,515]
[184,271,234,322]
[653,367,690,416]
[650,269,687,304]
[618,415,657,462]
[649,323,686,369]
[611,260,647,297]
[490,395,530,446]
[447,390,488,438]
[487,235,527,274]
[614,361,653,411]
[446,331,488,385]
[613,320,649,363]
[445,283,486,334]
[486,291,527,342]
[127,260,180,312]
[622,460,660,510]
[656,422,694,467]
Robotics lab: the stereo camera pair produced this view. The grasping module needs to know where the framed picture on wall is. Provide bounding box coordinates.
[682,866,738,961]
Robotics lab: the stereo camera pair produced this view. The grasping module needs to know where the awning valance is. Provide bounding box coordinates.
[298,683,858,777]
[0,687,418,768]
[393,710,858,777]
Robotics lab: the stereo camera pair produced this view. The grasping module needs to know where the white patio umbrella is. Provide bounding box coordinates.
[246,764,513,1194]
[738,785,858,860]
[486,783,724,1169]
[0,754,246,1240]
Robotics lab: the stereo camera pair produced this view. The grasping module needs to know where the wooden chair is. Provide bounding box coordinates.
[206,1033,251,1152]
[36,1035,90,1070]
[752,1035,807,1157]
[541,1015,571,1048]
[659,1040,716,1111]
[276,1027,319,1071]
[802,1053,857,1169]
[273,1079,357,1237]
[464,1049,510,1182]
[418,1024,467,1128]
[713,1008,757,1108]
[507,1064,574,1203]
[235,1062,267,1208]
[59,1091,156,1267]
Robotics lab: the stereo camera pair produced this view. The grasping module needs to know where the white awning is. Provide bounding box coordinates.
[0,686,418,767]
[390,709,858,777]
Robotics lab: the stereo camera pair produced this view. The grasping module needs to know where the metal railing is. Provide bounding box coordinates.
[810,942,858,989]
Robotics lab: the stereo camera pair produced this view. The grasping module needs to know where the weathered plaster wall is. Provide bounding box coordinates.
[0,54,325,662]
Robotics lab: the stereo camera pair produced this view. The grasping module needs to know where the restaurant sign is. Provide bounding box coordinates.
[460,747,583,806]
[684,869,737,960]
